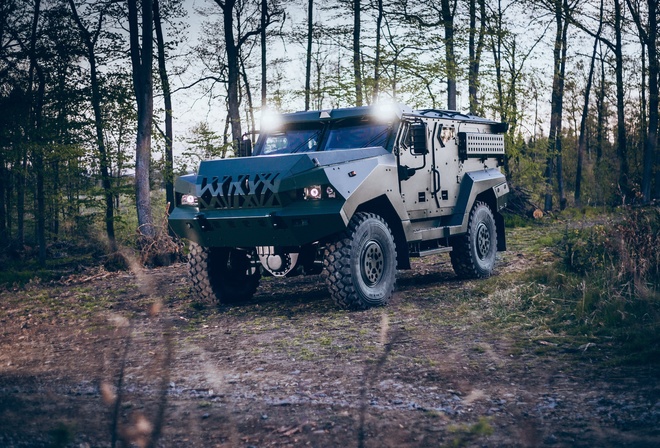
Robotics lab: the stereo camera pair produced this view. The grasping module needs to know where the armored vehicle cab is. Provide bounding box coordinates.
[169,104,509,309]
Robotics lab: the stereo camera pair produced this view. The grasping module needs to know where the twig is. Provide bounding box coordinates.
[111,321,133,448]
[357,326,402,448]
[147,321,174,448]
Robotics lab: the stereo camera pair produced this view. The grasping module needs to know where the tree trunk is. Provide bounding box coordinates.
[614,0,629,201]
[640,32,647,152]
[643,0,658,202]
[27,0,47,264]
[128,0,155,237]
[6,167,13,239]
[576,0,604,207]
[0,149,5,246]
[556,0,569,210]
[468,0,485,115]
[240,55,256,142]
[305,0,313,110]
[372,0,383,103]
[261,0,267,108]
[16,147,26,247]
[153,0,174,215]
[68,0,116,247]
[490,1,505,121]
[544,0,565,211]
[596,47,605,162]
[626,0,657,201]
[353,0,362,106]
[35,146,46,265]
[16,0,43,248]
[221,0,243,141]
[441,0,457,110]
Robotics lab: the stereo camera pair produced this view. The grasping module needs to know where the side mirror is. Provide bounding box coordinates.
[237,139,252,157]
[410,122,428,155]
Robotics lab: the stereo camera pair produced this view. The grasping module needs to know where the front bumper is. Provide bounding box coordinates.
[169,200,347,247]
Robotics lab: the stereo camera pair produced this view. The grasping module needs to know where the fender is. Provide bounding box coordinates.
[449,169,508,229]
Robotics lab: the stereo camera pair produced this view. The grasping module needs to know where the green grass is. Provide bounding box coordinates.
[502,211,534,228]
[448,417,494,447]
[474,208,660,366]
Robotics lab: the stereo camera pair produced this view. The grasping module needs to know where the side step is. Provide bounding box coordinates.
[410,246,452,257]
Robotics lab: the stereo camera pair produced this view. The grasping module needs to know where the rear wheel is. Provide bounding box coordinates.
[322,213,397,310]
[450,202,498,279]
[188,243,260,304]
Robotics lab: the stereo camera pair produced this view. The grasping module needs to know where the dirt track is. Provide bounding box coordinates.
[1,226,659,447]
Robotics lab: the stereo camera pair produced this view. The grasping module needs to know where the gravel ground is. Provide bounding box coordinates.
[1,224,659,447]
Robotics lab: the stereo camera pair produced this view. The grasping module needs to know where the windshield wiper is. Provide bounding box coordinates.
[290,130,322,153]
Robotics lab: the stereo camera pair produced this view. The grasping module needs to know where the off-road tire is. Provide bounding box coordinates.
[450,201,498,279]
[322,212,397,310]
[188,243,260,304]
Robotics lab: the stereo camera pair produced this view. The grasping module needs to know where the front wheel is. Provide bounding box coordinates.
[450,202,498,279]
[188,243,260,304]
[322,213,397,310]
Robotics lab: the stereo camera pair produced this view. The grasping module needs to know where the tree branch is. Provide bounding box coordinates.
[170,76,225,94]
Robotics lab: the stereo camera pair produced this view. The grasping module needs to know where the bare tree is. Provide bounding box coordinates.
[261,0,268,107]
[68,0,116,247]
[575,0,605,207]
[468,0,486,114]
[353,0,363,106]
[212,0,282,141]
[613,0,629,200]
[153,0,174,214]
[568,0,630,201]
[402,0,458,110]
[627,0,659,202]
[128,0,154,237]
[305,0,313,110]
[372,0,384,102]
[543,0,577,211]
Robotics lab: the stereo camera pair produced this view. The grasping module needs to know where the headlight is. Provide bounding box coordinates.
[181,194,199,206]
[304,185,322,200]
[303,185,337,200]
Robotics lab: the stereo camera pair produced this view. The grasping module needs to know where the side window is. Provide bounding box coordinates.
[396,122,412,152]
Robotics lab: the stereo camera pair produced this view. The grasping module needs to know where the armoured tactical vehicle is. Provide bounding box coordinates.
[169,104,509,309]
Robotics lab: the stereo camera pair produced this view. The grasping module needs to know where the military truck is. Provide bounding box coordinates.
[168,104,509,309]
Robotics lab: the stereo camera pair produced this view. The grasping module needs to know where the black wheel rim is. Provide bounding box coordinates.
[361,240,384,286]
[476,222,491,260]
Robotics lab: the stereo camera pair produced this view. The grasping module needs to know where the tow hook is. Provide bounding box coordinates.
[270,212,286,229]
[195,213,211,232]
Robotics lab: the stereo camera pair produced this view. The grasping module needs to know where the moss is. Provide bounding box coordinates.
[448,417,494,447]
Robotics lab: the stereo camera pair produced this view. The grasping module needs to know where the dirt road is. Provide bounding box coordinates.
[1,225,659,447]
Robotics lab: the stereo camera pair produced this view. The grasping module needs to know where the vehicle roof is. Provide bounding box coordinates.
[279,105,500,126]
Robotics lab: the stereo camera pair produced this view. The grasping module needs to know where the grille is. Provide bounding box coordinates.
[198,173,282,209]
[458,132,505,161]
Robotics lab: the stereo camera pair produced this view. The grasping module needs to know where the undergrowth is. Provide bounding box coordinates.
[499,207,660,364]
[0,213,184,288]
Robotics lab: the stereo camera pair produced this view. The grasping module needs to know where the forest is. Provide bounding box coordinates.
[0,0,658,266]
[2,1,660,446]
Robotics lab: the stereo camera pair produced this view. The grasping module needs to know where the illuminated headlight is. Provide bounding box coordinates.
[181,194,199,206]
[304,185,322,200]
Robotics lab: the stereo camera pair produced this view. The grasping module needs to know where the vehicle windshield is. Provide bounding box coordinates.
[325,120,390,151]
[255,123,323,155]
[253,118,393,155]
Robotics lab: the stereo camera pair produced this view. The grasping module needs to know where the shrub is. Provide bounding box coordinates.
[558,206,660,362]
[564,207,660,298]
